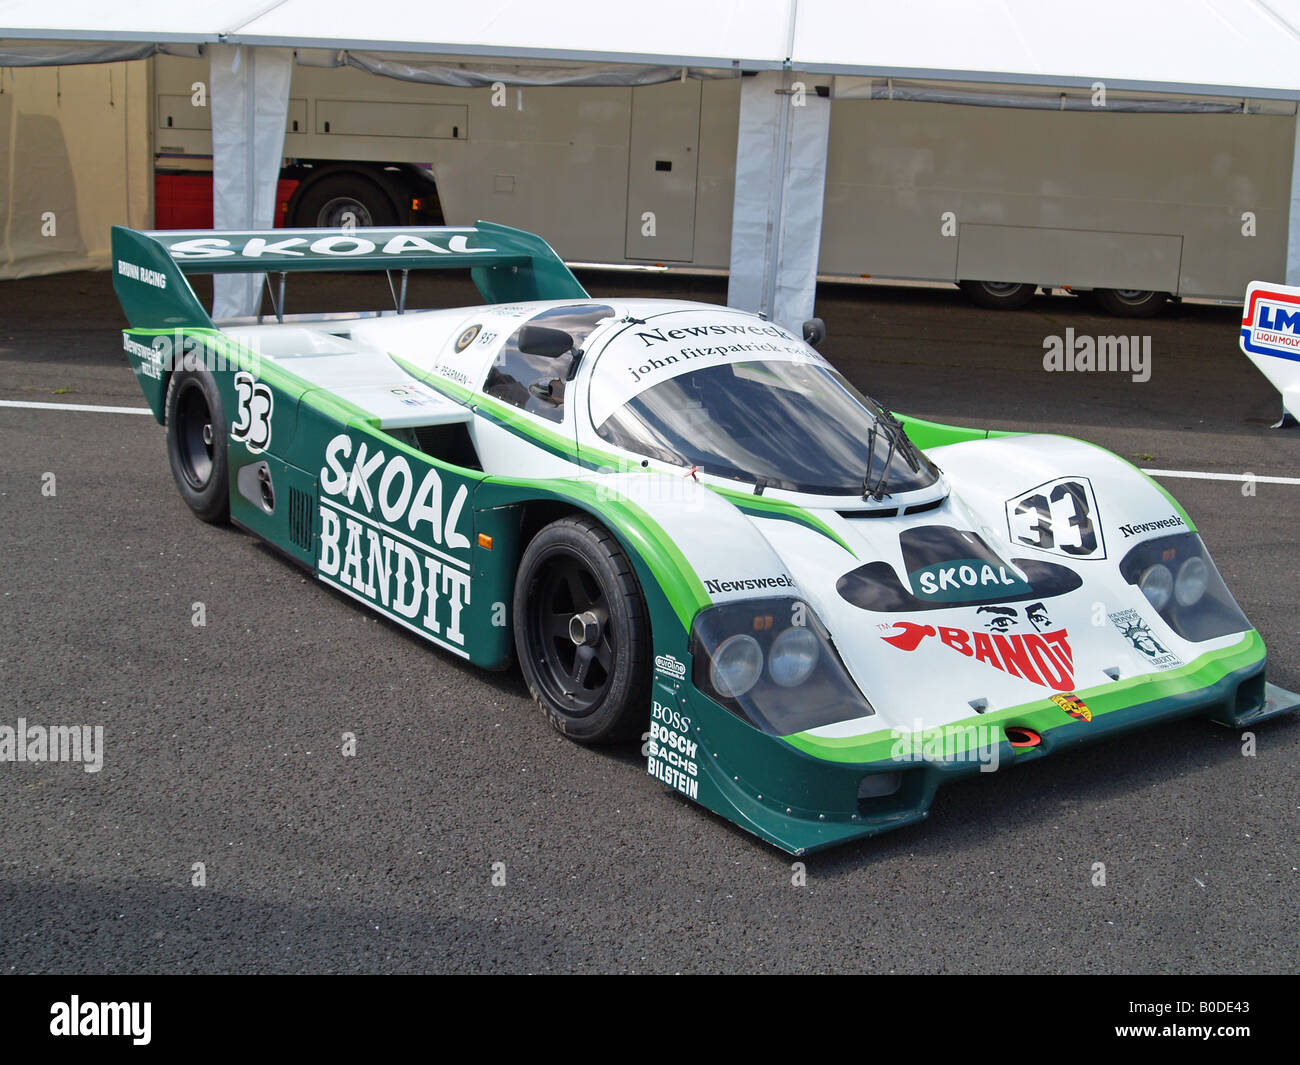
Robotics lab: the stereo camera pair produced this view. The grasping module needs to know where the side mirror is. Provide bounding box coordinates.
[517,324,575,357]
[802,318,826,347]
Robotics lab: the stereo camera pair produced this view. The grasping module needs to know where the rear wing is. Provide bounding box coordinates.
[111,222,589,329]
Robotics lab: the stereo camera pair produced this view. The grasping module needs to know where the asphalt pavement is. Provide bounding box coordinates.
[1,270,1297,973]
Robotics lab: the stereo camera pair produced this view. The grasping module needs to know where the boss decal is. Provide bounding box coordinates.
[1005,476,1105,560]
[231,372,273,454]
[317,434,473,655]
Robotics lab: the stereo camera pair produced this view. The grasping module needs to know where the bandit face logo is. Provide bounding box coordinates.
[880,620,1074,691]
[976,601,1052,633]
[1050,693,1092,722]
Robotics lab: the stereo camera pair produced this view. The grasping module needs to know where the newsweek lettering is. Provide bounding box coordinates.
[166,232,497,260]
[882,620,1075,691]
[705,574,794,595]
[1118,514,1186,538]
[635,323,793,347]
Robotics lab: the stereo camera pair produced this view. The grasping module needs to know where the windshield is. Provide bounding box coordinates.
[591,356,940,496]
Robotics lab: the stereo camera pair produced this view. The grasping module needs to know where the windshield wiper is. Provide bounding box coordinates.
[865,422,900,501]
[861,421,880,499]
[863,408,922,501]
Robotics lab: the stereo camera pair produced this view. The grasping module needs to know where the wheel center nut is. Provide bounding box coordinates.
[569,611,600,646]
[202,423,214,446]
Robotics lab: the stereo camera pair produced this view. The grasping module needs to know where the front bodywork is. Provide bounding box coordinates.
[112,224,1299,855]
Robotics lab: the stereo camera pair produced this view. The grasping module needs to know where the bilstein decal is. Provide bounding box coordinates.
[881,620,1075,692]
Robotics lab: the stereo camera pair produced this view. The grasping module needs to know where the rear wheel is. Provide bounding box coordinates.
[958,279,1037,310]
[166,369,230,523]
[292,172,399,229]
[513,515,651,743]
[1094,288,1168,318]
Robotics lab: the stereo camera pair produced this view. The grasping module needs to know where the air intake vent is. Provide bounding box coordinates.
[837,507,899,519]
[904,498,944,515]
[288,487,314,551]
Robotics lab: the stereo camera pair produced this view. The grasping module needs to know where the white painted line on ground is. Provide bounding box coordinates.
[0,399,152,415]
[1143,468,1300,486]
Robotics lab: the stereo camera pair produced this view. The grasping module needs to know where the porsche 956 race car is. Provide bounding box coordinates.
[112,222,1299,854]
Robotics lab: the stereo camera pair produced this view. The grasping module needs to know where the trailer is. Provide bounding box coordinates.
[152,52,1295,315]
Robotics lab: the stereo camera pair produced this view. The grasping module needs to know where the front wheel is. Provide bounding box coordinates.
[513,515,651,743]
[958,280,1037,310]
[166,369,230,523]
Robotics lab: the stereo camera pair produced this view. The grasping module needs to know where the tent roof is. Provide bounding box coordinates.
[791,0,1300,99]
[5,0,1300,97]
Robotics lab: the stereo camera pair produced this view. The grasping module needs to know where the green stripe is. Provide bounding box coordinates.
[707,485,857,559]
[784,629,1264,763]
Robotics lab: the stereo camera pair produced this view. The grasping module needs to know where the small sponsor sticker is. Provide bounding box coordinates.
[655,653,686,680]
[1050,692,1092,722]
[454,324,481,352]
[1109,608,1183,670]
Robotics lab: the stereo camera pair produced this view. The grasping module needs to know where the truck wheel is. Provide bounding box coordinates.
[959,280,1037,310]
[514,515,651,744]
[1095,288,1168,318]
[166,369,230,523]
[292,172,398,228]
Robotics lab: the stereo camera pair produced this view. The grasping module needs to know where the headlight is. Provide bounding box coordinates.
[709,634,764,698]
[1174,556,1209,607]
[691,597,876,734]
[1138,563,1173,611]
[1119,533,1250,643]
[769,625,820,687]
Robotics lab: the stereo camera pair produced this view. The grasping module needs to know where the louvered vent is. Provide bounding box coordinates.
[288,487,314,551]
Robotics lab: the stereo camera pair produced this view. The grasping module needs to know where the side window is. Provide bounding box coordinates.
[484,304,613,424]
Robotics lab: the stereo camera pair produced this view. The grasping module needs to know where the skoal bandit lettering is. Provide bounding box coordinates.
[317,433,473,654]
[881,620,1074,691]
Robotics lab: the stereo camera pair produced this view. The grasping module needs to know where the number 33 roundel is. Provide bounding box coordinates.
[1005,476,1105,560]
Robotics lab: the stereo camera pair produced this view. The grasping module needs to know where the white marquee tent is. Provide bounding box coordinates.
[5,0,1300,324]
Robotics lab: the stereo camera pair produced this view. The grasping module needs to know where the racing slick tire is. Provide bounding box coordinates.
[514,515,652,744]
[958,280,1037,310]
[1094,288,1169,318]
[165,368,230,524]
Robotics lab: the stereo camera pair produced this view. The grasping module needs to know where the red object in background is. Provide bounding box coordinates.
[154,173,300,229]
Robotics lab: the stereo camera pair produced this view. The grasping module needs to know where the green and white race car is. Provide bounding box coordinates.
[112,222,1298,854]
